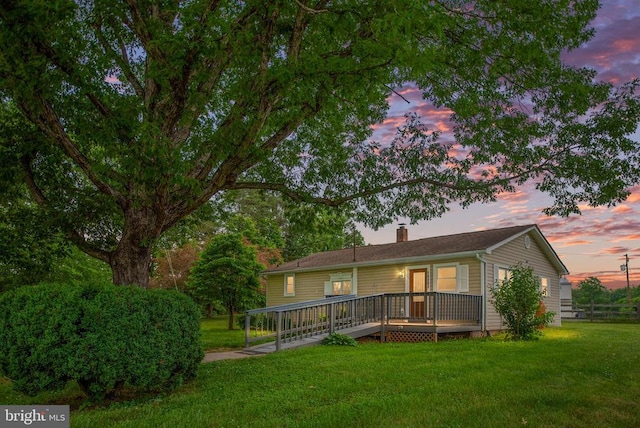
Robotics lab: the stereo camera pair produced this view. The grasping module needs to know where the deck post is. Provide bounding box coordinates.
[380,294,387,342]
[329,303,335,334]
[434,292,439,327]
[244,312,251,350]
[276,311,282,352]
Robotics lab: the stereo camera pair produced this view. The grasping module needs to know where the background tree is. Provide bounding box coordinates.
[187,234,264,329]
[1,1,639,287]
[210,189,361,261]
[575,277,607,322]
[490,264,555,340]
[282,203,364,261]
[610,285,640,306]
[150,243,200,293]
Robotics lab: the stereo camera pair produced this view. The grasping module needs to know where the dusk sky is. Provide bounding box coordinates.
[362,0,640,290]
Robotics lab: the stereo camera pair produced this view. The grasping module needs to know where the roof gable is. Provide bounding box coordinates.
[266,224,568,275]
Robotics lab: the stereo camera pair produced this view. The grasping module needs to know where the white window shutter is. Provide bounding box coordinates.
[457,265,469,292]
[351,268,358,295]
[324,281,332,296]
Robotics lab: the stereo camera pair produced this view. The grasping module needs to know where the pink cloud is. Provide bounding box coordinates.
[568,269,640,289]
[626,190,640,203]
[616,234,640,241]
[557,239,593,247]
[611,205,634,214]
[563,12,640,85]
[496,191,530,203]
[602,246,633,255]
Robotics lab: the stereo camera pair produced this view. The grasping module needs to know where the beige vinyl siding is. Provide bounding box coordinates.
[432,257,482,295]
[357,264,406,295]
[266,270,334,307]
[266,258,482,307]
[484,232,562,330]
[358,257,482,295]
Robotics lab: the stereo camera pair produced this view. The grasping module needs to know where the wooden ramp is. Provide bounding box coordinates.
[246,322,381,354]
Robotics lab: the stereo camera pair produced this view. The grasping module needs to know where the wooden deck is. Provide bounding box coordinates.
[244,320,483,353]
[244,293,484,352]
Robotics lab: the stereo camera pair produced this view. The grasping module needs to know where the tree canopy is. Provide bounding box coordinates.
[210,189,363,261]
[575,276,607,304]
[187,233,264,329]
[1,1,639,287]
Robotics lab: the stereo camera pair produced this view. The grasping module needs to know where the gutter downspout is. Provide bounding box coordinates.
[476,253,487,332]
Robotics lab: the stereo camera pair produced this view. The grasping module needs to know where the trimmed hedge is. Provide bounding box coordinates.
[0,283,203,401]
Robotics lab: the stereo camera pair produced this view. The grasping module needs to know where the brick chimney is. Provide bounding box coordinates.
[396,224,408,243]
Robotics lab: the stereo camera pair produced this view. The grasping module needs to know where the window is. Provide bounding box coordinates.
[284,274,295,296]
[436,266,457,292]
[496,267,512,284]
[332,279,352,295]
[324,272,356,296]
[540,277,549,297]
[434,264,469,293]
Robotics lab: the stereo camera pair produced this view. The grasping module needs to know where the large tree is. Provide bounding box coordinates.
[1,1,639,287]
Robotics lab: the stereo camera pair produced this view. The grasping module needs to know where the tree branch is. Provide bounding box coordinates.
[92,18,144,97]
[226,175,502,208]
[19,155,111,263]
[20,98,126,205]
[295,0,329,15]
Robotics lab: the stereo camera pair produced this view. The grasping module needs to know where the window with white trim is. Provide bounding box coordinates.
[284,274,295,296]
[332,279,351,295]
[324,272,355,296]
[540,277,549,297]
[496,266,512,285]
[433,264,469,293]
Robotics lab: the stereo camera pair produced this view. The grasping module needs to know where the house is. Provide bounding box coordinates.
[263,224,568,337]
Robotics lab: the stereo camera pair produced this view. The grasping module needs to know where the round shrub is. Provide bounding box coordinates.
[0,283,203,401]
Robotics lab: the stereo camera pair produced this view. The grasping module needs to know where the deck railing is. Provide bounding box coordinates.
[383,292,482,324]
[245,292,483,351]
[244,294,383,351]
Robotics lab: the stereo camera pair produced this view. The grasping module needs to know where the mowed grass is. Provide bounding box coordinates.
[2,322,639,427]
[199,316,246,352]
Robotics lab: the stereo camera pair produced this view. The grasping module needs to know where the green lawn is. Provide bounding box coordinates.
[2,322,639,427]
[199,316,246,352]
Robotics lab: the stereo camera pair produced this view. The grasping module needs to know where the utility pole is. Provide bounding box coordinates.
[621,254,631,306]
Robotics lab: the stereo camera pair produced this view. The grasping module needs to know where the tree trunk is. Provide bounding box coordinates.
[107,206,163,288]
[228,311,235,330]
[109,243,154,288]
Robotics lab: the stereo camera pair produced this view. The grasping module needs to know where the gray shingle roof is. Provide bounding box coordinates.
[266,224,561,274]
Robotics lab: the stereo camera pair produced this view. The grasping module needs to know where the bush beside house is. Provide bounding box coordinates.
[491,264,555,340]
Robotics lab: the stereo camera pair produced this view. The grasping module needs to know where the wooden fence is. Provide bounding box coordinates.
[573,302,640,320]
